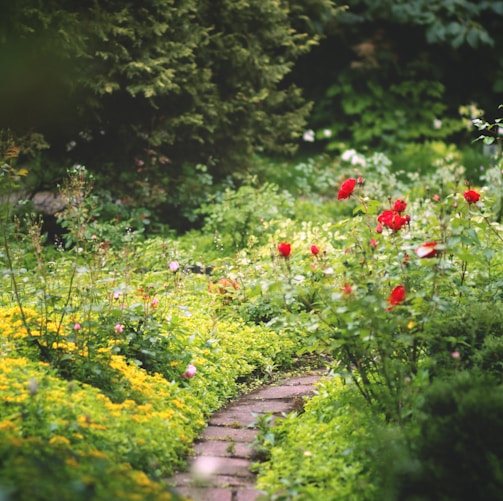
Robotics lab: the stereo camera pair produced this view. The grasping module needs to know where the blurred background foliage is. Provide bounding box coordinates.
[295,0,503,150]
[1,0,502,230]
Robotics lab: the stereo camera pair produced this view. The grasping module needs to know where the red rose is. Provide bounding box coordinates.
[393,199,407,213]
[387,285,406,310]
[310,245,320,256]
[415,241,439,258]
[278,242,291,257]
[463,190,480,204]
[377,210,408,231]
[375,223,383,234]
[337,178,357,200]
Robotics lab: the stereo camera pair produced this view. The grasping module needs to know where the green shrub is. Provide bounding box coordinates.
[425,302,503,377]
[199,182,295,253]
[377,372,503,501]
[296,0,503,152]
[2,0,336,227]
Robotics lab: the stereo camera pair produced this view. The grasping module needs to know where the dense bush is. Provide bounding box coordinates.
[293,0,503,151]
[1,0,335,228]
[377,372,503,501]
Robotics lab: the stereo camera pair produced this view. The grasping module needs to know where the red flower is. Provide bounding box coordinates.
[415,241,439,258]
[343,283,352,295]
[278,242,291,257]
[337,178,357,200]
[375,223,383,234]
[463,190,480,204]
[311,245,320,256]
[387,285,406,310]
[393,199,407,213]
[370,238,377,248]
[377,210,409,231]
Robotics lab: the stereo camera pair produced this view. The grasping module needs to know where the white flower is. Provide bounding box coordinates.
[302,129,315,142]
[341,149,356,162]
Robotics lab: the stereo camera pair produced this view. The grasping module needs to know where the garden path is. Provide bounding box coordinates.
[166,369,326,501]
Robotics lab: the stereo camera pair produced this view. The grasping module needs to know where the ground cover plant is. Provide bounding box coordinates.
[0,157,304,499]
[3,131,503,499]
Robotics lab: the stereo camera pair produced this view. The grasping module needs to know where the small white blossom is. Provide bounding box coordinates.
[302,129,315,142]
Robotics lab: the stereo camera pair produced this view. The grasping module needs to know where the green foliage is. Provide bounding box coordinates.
[425,301,503,379]
[199,182,295,253]
[377,372,503,501]
[2,0,336,226]
[323,77,464,149]
[295,0,503,151]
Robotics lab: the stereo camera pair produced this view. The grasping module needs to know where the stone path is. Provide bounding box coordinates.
[167,370,325,501]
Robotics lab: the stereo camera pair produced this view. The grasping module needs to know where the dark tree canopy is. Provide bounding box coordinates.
[0,0,335,226]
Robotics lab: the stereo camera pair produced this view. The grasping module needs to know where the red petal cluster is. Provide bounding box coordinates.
[278,242,291,257]
[393,199,407,213]
[463,190,480,204]
[337,178,357,200]
[310,245,320,256]
[387,285,406,310]
[377,210,409,231]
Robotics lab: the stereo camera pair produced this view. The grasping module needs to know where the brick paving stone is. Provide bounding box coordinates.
[193,440,255,458]
[202,474,255,488]
[209,411,259,427]
[171,471,254,489]
[190,456,253,477]
[165,371,327,499]
[249,384,315,400]
[231,400,294,414]
[235,488,264,501]
[175,486,233,501]
[201,426,258,442]
[279,373,325,386]
[209,401,293,426]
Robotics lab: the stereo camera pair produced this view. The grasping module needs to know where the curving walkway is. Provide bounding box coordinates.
[167,370,326,501]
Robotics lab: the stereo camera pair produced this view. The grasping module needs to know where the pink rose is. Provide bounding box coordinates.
[182,364,197,379]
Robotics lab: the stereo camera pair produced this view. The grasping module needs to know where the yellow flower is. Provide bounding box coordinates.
[0,420,17,432]
[49,435,71,447]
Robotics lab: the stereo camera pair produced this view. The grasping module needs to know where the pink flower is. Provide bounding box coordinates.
[451,351,461,359]
[113,292,120,300]
[73,323,81,331]
[386,285,406,310]
[393,199,407,213]
[375,224,383,234]
[151,297,159,308]
[182,364,197,379]
[370,238,377,248]
[278,242,291,258]
[357,176,364,185]
[415,241,439,258]
[337,178,357,200]
[433,194,440,202]
[310,245,320,256]
[463,190,480,204]
[114,323,124,334]
[169,261,180,272]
